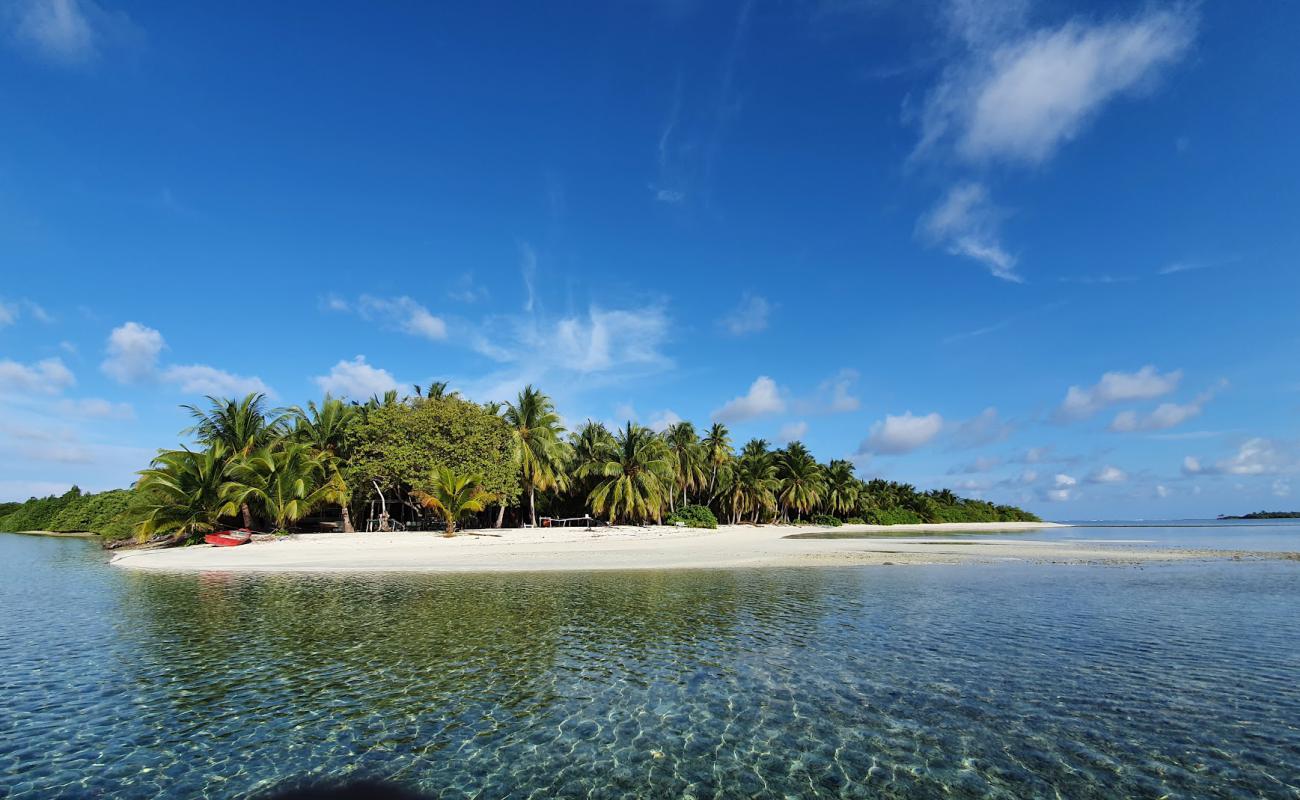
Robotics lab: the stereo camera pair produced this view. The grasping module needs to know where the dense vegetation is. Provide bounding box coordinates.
[0,486,134,537]
[2,386,1039,544]
[1218,511,1300,520]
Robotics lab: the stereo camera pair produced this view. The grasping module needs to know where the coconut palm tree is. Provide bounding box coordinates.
[222,443,334,533]
[290,395,358,532]
[502,385,570,527]
[133,444,231,543]
[581,423,674,524]
[662,421,704,510]
[776,445,824,522]
[412,382,459,402]
[701,423,732,499]
[726,450,779,524]
[822,460,859,517]
[414,467,495,537]
[183,393,287,527]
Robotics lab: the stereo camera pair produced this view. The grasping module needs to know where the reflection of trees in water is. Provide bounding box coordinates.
[115,568,837,783]
[120,569,837,692]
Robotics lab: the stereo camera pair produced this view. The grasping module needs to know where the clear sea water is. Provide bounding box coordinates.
[2,526,1298,799]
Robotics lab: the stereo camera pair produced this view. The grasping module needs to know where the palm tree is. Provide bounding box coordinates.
[414,467,495,537]
[726,450,779,524]
[581,423,674,524]
[412,382,459,402]
[662,421,704,510]
[822,460,859,517]
[222,444,334,533]
[134,444,231,543]
[776,444,824,522]
[502,385,570,527]
[183,393,286,527]
[741,438,770,460]
[290,395,358,532]
[701,423,732,499]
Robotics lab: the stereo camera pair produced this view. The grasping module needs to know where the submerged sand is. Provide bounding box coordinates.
[108,521,1292,573]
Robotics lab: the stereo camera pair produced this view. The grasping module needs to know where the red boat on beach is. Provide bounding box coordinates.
[204,530,252,547]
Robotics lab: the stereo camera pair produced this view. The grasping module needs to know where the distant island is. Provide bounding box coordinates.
[1218,511,1300,520]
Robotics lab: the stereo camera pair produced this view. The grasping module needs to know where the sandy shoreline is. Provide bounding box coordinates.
[108,521,1293,573]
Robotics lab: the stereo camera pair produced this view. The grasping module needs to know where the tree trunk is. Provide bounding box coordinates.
[495,503,505,529]
[341,503,355,533]
[241,502,253,529]
[444,515,455,538]
[528,485,536,527]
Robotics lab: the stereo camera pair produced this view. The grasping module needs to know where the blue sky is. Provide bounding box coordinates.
[1,0,1298,518]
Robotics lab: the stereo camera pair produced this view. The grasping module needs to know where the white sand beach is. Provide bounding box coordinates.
[107,521,1271,573]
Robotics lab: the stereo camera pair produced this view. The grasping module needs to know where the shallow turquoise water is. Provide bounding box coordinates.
[1,533,1298,798]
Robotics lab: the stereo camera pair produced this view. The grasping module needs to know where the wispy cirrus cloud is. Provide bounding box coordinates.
[914,4,1197,165]
[7,0,141,66]
[917,182,1020,282]
[909,3,1197,281]
[720,292,771,336]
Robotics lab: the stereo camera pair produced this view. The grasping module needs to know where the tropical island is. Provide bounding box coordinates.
[1,387,1043,547]
[1218,511,1300,520]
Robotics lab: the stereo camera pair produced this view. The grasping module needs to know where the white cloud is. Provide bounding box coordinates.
[358,295,447,341]
[1054,473,1077,488]
[917,6,1196,165]
[918,183,1020,282]
[1045,488,1074,502]
[1057,365,1181,421]
[1155,484,1171,498]
[54,398,133,420]
[777,421,809,444]
[161,365,273,398]
[1214,438,1294,476]
[822,369,861,413]
[712,376,786,424]
[13,0,95,64]
[1273,479,1292,498]
[949,406,1013,448]
[1108,381,1224,432]
[721,292,771,336]
[1087,465,1127,484]
[0,301,15,327]
[648,409,682,433]
[0,357,75,395]
[101,321,164,383]
[1018,469,1039,484]
[1181,455,1202,475]
[861,411,944,455]
[313,356,400,400]
[100,321,272,396]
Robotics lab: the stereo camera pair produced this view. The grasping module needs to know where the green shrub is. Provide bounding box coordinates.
[868,508,923,525]
[810,514,842,527]
[665,504,718,529]
[843,517,866,525]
